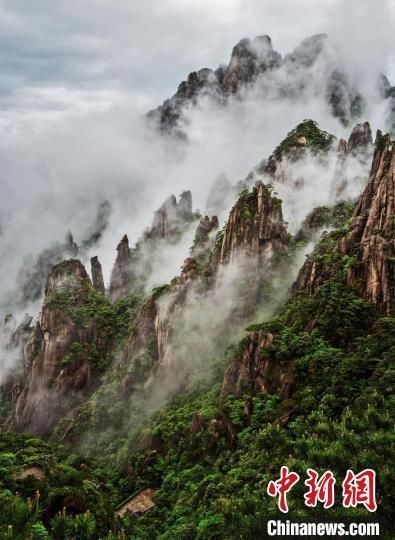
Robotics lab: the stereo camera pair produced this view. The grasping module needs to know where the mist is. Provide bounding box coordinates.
[0,2,394,391]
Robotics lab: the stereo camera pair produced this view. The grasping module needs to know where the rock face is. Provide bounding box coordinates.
[13,260,102,435]
[121,181,290,389]
[331,122,373,199]
[14,232,79,307]
[192,215,219,253]
[109,235,133,301]
[222,329,294,398]
[151,191,193,240]
[340,131,395,315]
[91,256,105,294]
[122,253,200,372]
[347,122,373,156]
[295,131,395,315]
[109,192,197,301]
[222,35,281,93]
[210,181,288,272]
[45,258,89,295]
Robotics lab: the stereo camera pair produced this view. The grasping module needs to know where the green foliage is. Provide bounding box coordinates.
[272,119,335,161]
[2,164,394,538]
[0,432,117,539]
[47,282,143,375]
[152,284,172,298]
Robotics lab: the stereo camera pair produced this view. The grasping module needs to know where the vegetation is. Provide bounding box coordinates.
[1,176,394,536]
[271,119,336,162]
[0,432,123,539]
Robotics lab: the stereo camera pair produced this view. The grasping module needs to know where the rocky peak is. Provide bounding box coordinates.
[211,181,288,271]
[91,256,105,294]
[347,121,373,156]
[81,200,112,250]
[109,192,198,300]
[331,121,373,199]
[3,313,16,338]
[151,191,193,239]
[285,33,327,67]
[45,259,90,296]
[223,35,281,93]
[109,235,132,301]
[261,119,335,178]
[180,257,198,284]
[340,131,395,314]
[176,69,218,100]
[14,232,79,308]
[192,215,219,253]
[295,130,395,313]
[13,258,112,435]
[2,313,32,353]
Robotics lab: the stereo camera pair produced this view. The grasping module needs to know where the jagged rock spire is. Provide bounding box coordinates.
[91,256,105,294]
[347,121,373,155]
[192,215,219,253]
[211,181,288,272]
[295,130,395,315]
[340,131,395,314]
[223,35,281,93]
[109,235,132,301]
[151,191,193,239]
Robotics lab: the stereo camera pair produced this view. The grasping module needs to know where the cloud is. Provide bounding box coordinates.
[0,0,393,134]
[0,0,393,383]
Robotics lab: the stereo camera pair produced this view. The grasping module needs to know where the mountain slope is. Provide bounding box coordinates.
[0,116,393,539]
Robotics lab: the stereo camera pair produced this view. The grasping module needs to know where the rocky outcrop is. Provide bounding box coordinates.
[14,232,79,307]
[91,256,105,294]
[13,201,111,309]
[340,131,395,315]
[293,253,333,296]
[151,191,193,240]
[191,215,219,253]
[81,200,112,250]
[210,181,288,272]
[222,35,281,93]
[45,258,89,295]
[121,253,200,374]
[331,122,373,199]
[121,183,289,385]
[121,296,159,370]
[13,260,106,435]
[109,235,133,301]
[347,122,373,156]
[109,192,198,300]
[259,120,336,181]
[3,313,33,351]
[295,131,395,315]
[222,329,294,398]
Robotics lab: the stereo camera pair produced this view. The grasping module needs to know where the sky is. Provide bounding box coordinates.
[0,0,394,323]
[0,0,394,134]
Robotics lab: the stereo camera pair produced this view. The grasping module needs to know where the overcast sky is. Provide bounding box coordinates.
[0,0,394,134]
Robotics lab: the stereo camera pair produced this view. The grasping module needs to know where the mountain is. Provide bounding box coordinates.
[0,34,394,539]
[148,34,395,136]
